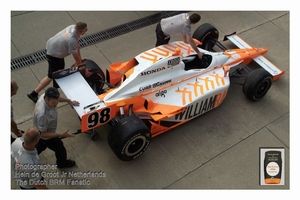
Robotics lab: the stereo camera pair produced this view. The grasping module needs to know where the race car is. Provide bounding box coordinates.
[54,23,285,161]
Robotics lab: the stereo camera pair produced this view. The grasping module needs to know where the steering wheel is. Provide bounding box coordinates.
[201,55,210,67]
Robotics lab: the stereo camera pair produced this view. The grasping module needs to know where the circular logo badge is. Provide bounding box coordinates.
[266,161,280,176]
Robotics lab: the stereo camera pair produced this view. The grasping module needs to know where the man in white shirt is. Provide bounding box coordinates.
[27,22,88,103]
[155,13,203,59]
[11,127,48,189]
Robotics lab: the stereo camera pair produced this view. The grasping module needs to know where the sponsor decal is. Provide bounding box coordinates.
[152,79,171,88]
[139,79,172,92]
[60,71,67,75]
[139,84,151,92]
[140,67,166,76]
[168,57,180,67]
[256,57,279,75]
[155,90,167,98]
[175,91,227,121]
[69,67,78,73]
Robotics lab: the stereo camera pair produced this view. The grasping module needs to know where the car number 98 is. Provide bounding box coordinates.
[87,107,111,128]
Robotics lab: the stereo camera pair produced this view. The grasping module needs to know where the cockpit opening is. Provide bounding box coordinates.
[183,54,212,70]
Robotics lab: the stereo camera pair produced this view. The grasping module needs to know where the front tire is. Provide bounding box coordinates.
[108,115,151,161]
[243,68,273,101]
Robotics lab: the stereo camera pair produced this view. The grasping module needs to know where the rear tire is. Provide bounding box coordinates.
[243,68,273,101]
[192,23,219,51]
[108,115,151,161]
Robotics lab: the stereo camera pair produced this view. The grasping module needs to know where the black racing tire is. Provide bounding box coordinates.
[242,68,273,101]
[83,59,105,94]
[108,115,151,161]
[192,23,219,51]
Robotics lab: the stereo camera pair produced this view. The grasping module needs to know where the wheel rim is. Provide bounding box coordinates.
[255,79,271,98]
[125,135,147,156]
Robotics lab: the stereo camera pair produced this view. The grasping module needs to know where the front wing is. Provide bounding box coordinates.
[224,33,285,81]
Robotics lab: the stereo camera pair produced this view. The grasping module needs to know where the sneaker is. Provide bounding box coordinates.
[57,159,76,168]
[27,92,38,103]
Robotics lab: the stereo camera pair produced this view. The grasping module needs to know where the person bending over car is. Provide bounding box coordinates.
[155,13,204,59]
[27,22,88,103]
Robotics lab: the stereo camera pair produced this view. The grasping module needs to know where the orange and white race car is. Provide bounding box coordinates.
[54,23,285,161]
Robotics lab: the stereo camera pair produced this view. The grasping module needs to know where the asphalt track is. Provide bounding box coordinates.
[6,8,296,198]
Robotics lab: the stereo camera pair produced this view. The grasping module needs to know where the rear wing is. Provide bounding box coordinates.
[55,72,101,117]
[224,33,285,81]
[55,71,118,132]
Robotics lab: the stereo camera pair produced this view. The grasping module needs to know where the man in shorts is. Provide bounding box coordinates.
[27,22,88,103]
[155,13,204,59]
